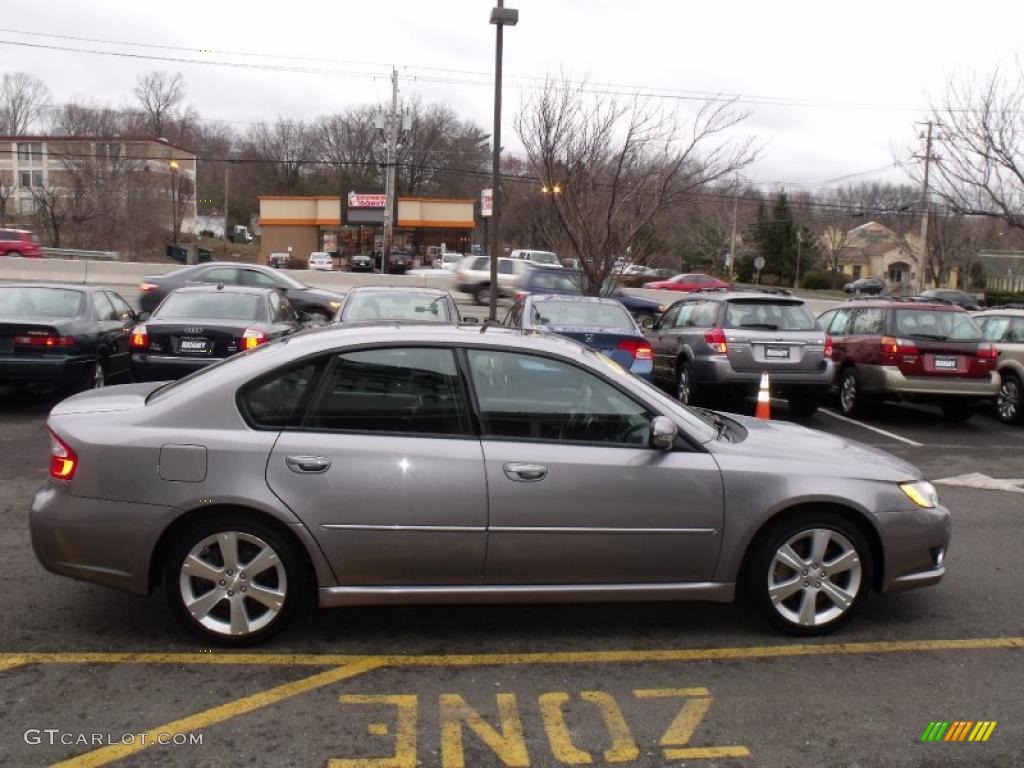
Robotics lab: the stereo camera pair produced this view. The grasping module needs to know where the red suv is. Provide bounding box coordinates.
[818,298,999,421]
[0,229,42,258]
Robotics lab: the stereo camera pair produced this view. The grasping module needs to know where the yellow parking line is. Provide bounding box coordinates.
[50,658,383,768]
[1,635,1020,672]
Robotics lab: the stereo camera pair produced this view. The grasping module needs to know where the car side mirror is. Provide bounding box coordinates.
[650,416,678,451]
[137,312,150,322]
[645,316,660,330]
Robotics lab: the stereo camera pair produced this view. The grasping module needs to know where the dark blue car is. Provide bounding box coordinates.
[503,293,654,379]
[514,268,666,320]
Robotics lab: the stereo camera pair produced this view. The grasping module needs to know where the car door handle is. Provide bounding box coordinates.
[285,455,332,474]
[503,463,548,482]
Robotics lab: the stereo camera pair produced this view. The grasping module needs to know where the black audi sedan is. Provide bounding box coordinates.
[130,285,302,381]
[137,262,344,323]
[0,282,135,392]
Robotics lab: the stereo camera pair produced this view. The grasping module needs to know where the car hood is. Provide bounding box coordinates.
[712,412,922,482]
[297,287,345,301]
[50,382,165,416]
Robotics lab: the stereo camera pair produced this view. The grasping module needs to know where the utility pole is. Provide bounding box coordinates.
[916,120,935,292]
[489,1,518,320]
[793,230,802,290]
[223,162,230,241]
[728,188,739,282]
[382,67,400,273]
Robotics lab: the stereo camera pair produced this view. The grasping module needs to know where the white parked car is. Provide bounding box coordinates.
[308,252,334,271]
[510,249,562,268]
[435,252,465,271]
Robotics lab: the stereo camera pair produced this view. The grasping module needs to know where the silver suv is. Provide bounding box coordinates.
[647,292,834,416]
[975,307,1024,423]
[454,256,533,305]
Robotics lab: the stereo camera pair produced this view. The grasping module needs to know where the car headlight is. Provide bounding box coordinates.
[328,301,341,309]
[658,305,667,313]
[900,480,939,508]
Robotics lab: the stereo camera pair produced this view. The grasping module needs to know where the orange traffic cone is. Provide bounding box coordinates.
[755,372,771,420]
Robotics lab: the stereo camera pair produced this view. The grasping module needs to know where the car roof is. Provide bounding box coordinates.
[0,282,102,293]
[529,294,623,306]
[673,290,803,303]
[171,284,274,297]
[975,307,1024,316]
[346,286,452,298]
[839,297,964,311]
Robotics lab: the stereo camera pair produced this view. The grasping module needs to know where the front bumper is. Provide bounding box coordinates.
[131,353,223,382]
[861,367,1000,398]
[877,502,951,594]
[30,483,178,595]
[692,356,834,393]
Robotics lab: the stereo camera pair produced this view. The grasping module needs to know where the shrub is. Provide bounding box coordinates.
[801,271,829,290]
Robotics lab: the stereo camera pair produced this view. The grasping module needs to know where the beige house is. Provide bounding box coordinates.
[0,136,197,233]
[259,195,476,262]
[825,221,959,290]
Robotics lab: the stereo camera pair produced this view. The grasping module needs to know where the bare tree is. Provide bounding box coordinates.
[242,119,316,193]
[927,212,1002,289]
[314,105,381,191]
[0,179,13,227]
[45,101,126,136]
[927,66,1024,232]
[516,76,758,293]
[0,72,51,135]
[133,71,187,139]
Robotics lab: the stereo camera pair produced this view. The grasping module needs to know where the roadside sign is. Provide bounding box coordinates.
[754,256,766,270]
[481,188,493,218]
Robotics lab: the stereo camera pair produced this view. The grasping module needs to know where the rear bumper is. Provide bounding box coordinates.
[861,366,1000,397]
[30,483,177,595]
[692,357,834,392]
[877,502,951,594]
[0,355,92,384]
[131,353,223,381]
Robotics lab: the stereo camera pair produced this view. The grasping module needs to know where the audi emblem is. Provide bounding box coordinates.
[183,327,204,334]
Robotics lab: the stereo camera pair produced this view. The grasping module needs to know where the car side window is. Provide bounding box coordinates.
[106,291,134,321]
[980,316,1010,342]
[497,260,515,275]
[239,359,324,429]
[242,269,285,289]
[657,304,681,328]
[671,303,693,328]
[687,301,718,328]
[817,310,835,332]
[1008,317,1024,343]
[304,348,471,436]
[268,291,294,323]
[467,350,651,446]
[503,303,523,327]
[851,308,885,335]
[92,291,118,321]
[196,266,240,285]
[827,309,851,335]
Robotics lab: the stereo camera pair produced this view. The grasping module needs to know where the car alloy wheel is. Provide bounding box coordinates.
[166,519,302,645]
[767,527,863,629]
[996,374,1023,424]
[839,369,858,415]
[677,364,692,404]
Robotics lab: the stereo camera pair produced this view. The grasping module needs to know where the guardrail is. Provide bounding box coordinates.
[41,248,120,261]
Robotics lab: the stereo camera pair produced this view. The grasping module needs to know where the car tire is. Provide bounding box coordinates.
[676,360,698,405]
[473,285,490,305]
[163,516,305,646]
[838,368,874,417]
[8,250,22,258]
[747,510,872,636]
[995,372,1024,425]
[940,400,973,423]
[787,394,821,418]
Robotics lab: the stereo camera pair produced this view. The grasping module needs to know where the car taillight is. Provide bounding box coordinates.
[13,335,74,347]
[241,328,268,350]
[704,327,728,354]
[49,429,77,482]
[514,291,527,302]
[616,339,653,360]
[130,324,149,349]
[881,336,918,355]
[976,343,997,360]
[823,335,833,358]
[139,282,158,292]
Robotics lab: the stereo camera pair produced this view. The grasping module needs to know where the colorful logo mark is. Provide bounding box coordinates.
[921,721,997,742]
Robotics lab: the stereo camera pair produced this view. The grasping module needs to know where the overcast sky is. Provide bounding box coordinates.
[4,0,1023,192]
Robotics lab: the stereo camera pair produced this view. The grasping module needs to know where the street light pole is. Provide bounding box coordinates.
[489,2,518,321]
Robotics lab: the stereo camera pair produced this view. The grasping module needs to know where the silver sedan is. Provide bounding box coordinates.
[31,324,950,645]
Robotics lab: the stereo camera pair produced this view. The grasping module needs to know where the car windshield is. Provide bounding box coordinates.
[529,252,560,265]
[894,309,982,341]
[723,300,817,331]
[530,271,581,292]
[532,300,632,329]
[0,287,83,318]
[343,293,452,322]
[156,292,262,320]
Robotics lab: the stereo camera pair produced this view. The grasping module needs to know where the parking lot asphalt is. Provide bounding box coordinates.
[0,386,1021,767]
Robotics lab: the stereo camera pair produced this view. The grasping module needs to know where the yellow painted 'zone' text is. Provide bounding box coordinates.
[329,686,750,767]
